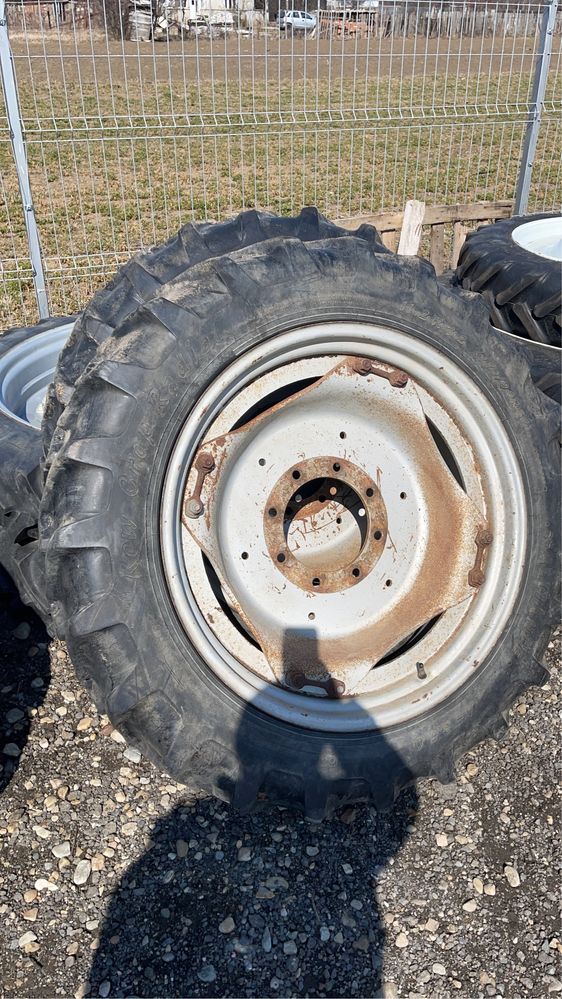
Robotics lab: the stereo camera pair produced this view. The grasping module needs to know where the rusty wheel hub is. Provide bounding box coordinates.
[160,323,525,731]
[263,456,388,594]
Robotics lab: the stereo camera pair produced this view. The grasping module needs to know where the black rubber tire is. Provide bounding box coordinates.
[515,338,561,407]
[41,236,560,819]
[0,318,73,625]
[42,208,386,459]
[456,213,562,348]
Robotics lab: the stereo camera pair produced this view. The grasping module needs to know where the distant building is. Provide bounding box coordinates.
[162,0,257,22]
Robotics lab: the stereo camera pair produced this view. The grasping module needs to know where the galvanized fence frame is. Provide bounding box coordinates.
[0,0,560,325]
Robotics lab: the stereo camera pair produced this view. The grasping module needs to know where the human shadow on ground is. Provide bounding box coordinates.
[0,570,51,794]
[89,631,419,998]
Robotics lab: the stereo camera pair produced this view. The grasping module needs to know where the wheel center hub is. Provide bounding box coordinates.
[286,477,365,571]
[264,456,387,592]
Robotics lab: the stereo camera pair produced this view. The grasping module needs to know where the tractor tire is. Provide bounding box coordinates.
[41,235,560,819]
[456,213,562,348]
[42,208,386,461]
[0,316,74,624]
[514,336,561,407]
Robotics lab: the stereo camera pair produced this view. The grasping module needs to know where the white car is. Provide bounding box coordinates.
[277,10,317,31]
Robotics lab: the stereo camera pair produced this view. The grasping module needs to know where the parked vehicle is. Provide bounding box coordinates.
[277,10,317,31]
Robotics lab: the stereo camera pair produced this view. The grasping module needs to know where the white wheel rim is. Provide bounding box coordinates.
[0,322,74,429]
[161,322,526,732]
[512,216,562,261]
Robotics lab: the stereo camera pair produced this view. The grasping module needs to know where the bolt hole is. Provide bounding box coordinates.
[336,517,342,525]
[339,431,346,440]
[333,462,341,471]
[292,469,301,480]
[385,578,392,587]
[241,552,249,560]
[374,530,382,540]
[319,495,326,503]
[352,567,360,578]
[366,487,374,497]
[268,507,277,518]
[277,552,286,563]
[258,458,266,466]
[308,612,315,621]
[400,491,407,499]
[312,577,321,587]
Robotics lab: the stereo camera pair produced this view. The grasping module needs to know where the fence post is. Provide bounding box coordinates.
[513,0,559,216]
[0,0,49,318]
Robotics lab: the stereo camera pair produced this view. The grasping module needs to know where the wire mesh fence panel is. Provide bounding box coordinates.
[0,98,37,327]
[0,0,560,323]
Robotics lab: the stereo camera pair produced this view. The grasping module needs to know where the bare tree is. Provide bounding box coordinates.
[95,0,130,40]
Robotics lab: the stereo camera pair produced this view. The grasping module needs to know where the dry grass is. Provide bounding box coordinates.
[1,34,560,325]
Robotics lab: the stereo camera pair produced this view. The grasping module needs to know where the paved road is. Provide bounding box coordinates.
[0,591,560,999]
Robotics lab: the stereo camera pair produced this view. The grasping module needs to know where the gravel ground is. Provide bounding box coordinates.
[0,589,560,999]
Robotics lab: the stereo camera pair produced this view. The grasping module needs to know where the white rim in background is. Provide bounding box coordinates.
[0,322,75,429]
[511,217,562,262]
[160,322,526,733]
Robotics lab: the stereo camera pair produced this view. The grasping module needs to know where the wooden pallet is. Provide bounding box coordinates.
[340,200,514,273]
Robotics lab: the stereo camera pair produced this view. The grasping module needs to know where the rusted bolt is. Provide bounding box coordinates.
[197,451,215,471]
[468,525,493,587]
[353,357,372,376]
[388,369,409,388]
[185,497,203,518]
[184,451,216,520]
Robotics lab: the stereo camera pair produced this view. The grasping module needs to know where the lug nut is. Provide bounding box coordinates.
[389,370,409,388]
[197,451,215,471]
[353,357,372,375]
[185,497,203,518]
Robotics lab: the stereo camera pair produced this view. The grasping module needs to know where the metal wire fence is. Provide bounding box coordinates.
[0,0,560,325]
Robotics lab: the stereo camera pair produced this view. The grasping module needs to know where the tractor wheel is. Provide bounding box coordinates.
[42,209,386,461]
[0,317,74,623]
[41,235,560,818]
[456,213,561,348]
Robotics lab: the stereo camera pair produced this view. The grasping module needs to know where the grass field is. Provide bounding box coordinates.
[1,33,560,325]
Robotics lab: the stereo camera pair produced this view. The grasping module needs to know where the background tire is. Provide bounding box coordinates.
[513,337,561,407]
[456,213,561,348]
[42,209,386,460]
[0,317,74,624]
[41,235,560,818]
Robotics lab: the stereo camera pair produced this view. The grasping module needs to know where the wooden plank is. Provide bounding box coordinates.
[430,223,445,275]
[338,200,513,233]
[381,230,398,252]
[426,202,512,226]
[451,222,468,268]
[398,199,426,255]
